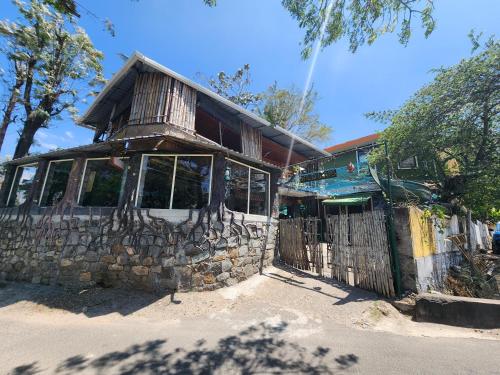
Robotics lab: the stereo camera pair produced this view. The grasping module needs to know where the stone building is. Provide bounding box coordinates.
[0,52,328,292]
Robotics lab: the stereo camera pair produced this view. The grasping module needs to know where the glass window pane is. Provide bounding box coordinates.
[137,156,174,209]
[225,160,249,213]
[8,164,38,207]
[172,156,211,209]
[249,169,269,216]
[79,159,127,207]
[40,160,73,206]
[399,156,418,169]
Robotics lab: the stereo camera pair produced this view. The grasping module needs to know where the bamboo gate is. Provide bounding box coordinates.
[279,210,395,297]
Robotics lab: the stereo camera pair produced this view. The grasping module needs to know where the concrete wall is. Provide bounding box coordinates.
[0,208,277,292]
[415,293,500,329]
[394,207,462,293]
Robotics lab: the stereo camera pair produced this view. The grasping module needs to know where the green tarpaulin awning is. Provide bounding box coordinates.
[322,194,372,206]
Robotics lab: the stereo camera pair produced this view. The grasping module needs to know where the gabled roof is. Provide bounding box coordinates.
[79,52,329,159]
[324,133,380,154]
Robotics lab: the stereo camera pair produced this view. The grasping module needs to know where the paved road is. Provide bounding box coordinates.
[1,267,499,374]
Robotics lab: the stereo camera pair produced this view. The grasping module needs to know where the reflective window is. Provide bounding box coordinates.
[225,161,249,213]
[137,155,212,209]
[249,169,269,216]
[398,156,418,169]
[79,158,127,207]
[225,159,269,216]
[7,164,38,207]
[40,160,73,206]
[172,156,211,209]
[137,156,175,209]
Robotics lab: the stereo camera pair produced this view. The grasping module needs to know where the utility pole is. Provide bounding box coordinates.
[385,141,402,296]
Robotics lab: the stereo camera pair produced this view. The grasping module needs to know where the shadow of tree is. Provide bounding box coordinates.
[272,262,380,305]
[9,322,358,374]
[0,282,172,317]
[9,362,40,375]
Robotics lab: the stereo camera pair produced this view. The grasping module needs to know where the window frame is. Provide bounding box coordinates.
[397,156,419,170]
[226,158,271,217]
[77,157,129,207]
[39,159,74,207]
[7,162,38,207]
[135,154,214,209]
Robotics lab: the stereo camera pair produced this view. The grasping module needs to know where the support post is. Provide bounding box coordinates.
[466,209,473,252]
[385,141,402,296]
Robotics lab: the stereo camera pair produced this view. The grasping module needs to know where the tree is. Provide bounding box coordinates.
[205,65,331,142]
[258,83,331,142]
[205,1,435,58]
[205,64,262,109]
[42,0,79,16]
[368,38,500,220]
[0,61,24,152]
[0,0,104,159]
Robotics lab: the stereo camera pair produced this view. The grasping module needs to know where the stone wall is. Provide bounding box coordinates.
[0,208,277,292]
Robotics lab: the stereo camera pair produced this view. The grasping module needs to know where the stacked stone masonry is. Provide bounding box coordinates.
[0,209,277,292]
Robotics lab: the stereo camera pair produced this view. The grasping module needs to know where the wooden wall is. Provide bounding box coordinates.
[241,122,262,160]
[129,72,197,131]
[262,137,307,167]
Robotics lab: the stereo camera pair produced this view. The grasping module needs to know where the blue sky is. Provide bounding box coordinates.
[1,0,499,159]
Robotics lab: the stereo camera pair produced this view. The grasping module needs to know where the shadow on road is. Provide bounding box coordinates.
[271,262,379,305]
[0,282,173,317]
[8,322,358,375]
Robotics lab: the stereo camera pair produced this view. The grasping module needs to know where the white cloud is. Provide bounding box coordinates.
[39,142,58,151]
[37,130,49,139]
[65,131,74,139]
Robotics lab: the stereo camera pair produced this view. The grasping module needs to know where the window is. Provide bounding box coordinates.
[137,156,175,209]
[136,154,212,209]
[172,156,212,209]
[225,161,249,213]
[78,158,127,207]
[225,159,270,216]
[249,169,269,215]
[7,163,38,207]
[398,156,418,169]
[39,160,73,206]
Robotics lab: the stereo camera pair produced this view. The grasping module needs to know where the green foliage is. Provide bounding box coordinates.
[280,0,435,57]
[258,83,331,142]
[367,37,500,220]
[422,204,447,221]
[206,65,331,143]
[42,0,79,16]
[203,1,435,58]
[207,64,262,109]
[0,0,104,157]
[488,208,500,223]
[422,204,447,233]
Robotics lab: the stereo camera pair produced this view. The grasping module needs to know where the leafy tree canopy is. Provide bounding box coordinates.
[368,37,500,220]
[258,83,331,142]
[206,64,262,109]
[205,0,435,58]
[0,0,104,158]
[206,65,331,142]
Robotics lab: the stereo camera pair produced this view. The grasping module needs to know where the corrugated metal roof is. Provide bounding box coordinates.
[7,132,282,171]
[79,52,329,160]
[324,133,380,154]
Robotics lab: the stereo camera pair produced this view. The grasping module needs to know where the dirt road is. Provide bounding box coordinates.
[1,265,499,374]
